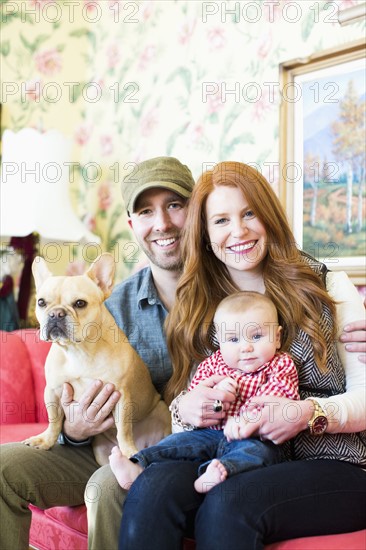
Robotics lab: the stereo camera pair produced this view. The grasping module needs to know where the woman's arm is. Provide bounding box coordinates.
[313,271,366,433]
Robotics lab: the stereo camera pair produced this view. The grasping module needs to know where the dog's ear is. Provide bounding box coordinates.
[32,257,52,291]
[86,253,115,298]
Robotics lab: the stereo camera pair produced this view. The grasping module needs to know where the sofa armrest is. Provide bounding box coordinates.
[14,329,51,422]
[0,331,37,424]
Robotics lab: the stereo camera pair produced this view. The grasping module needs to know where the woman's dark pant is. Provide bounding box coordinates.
[119,459,366,550]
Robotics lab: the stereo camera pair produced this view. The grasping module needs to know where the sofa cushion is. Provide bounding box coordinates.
[0,422,49,444]
[0,331,36,423]
[266,529,366,550]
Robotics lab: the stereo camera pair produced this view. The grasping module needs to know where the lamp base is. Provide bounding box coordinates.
[10,233,39,328]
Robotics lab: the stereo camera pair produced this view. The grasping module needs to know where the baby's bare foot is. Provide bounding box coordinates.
[109,446,143,490]
[194,459,228,493]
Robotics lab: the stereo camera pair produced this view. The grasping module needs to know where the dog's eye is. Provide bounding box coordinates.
[74,300,87,309]
[37,298,46,308]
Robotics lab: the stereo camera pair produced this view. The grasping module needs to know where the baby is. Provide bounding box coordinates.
[110,291,299,493]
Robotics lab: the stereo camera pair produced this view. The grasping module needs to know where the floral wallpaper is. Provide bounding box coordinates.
[1,0,365,283]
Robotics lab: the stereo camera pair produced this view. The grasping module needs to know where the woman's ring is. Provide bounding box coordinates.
[213,399,223,413]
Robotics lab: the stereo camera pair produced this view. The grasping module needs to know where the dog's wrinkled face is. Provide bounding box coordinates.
[32,254,115,345]
[35,275,105,344]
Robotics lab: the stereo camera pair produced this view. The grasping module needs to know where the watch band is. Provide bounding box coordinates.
[57,432,93,447]
[307,399,328,436]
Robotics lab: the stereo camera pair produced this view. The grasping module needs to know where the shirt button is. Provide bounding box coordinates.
[148,298,156,305]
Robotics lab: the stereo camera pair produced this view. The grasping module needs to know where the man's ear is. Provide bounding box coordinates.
[127,218,133,229]
[276,325,283,350]
[85,253,115,298]
[32,257,52,291]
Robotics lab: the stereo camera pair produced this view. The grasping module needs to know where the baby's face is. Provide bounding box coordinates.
[215,306,281,373]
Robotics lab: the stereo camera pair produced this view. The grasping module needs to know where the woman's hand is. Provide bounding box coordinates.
[340,319,366,364]
[234,396,314,445]
[62,380,121,440]
[178,375,236,428]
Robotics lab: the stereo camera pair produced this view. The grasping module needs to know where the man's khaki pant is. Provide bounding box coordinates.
[0,442,126,550]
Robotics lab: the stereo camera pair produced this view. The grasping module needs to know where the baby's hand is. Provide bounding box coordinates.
[214,377,237,396]
[224,416,247,442]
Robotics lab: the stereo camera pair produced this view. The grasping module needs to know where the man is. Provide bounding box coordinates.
[0,156,364,550]
[0,157,195,550]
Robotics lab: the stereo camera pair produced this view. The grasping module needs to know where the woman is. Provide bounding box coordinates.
[119,162,366,549]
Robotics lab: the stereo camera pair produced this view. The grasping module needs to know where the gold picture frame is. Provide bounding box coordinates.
[279,39,366,285]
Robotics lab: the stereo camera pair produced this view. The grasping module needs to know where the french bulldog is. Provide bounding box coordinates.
[23,253,171,465]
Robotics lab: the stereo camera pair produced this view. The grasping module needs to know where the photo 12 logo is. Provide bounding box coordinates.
[1,81,139,105]
[201,1,340,24]
[1,1,140,24]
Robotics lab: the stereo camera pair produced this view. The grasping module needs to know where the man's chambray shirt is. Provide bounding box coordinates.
[105,266,172,395]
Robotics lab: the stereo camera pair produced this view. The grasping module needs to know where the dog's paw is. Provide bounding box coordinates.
[22,435,54,450]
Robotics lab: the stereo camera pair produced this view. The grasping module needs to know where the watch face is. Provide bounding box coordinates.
[313,416,328,435]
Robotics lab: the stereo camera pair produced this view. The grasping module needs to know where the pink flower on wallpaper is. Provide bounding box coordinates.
[207,92,224,115]
[251,89,273,122]
[178,18,196,44]
[106,43,121,70]
[92,75,105,89]
[65,260,86,276]
[83,0,100,17]
[98,181,112,212]
[140,0,155,21]
[74,123,93,146]
[34,48,62,76]
[100,135,114,156]
[138,45,157,70]
[186,122,205,145]
[140,108,159,137]
[83,213,97,232]
[207,27,226,50]
[23,79,42,102]
[257,30,273,59]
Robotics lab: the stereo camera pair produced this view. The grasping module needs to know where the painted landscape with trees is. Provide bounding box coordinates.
[302,66,365,262]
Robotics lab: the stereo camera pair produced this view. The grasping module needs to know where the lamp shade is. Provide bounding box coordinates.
[0,128,99,242]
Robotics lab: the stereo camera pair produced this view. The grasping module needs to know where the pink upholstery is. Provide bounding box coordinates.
[266,530,366,550]
[1,329,365,550]
[0,329,49,425]
[1,330,38,423]
[29,505,88,550]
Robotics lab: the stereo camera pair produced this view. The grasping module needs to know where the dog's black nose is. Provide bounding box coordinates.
[49,308,66,319]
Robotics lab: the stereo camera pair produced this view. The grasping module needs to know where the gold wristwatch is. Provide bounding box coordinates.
[307,399,328,436]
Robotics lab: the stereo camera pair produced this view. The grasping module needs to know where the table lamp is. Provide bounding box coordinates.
[0,128,100,326]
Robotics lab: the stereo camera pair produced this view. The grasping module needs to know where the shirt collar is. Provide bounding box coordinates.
[136,267,163,309]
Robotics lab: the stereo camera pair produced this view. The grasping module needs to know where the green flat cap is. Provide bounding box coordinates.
[121,156,195,214]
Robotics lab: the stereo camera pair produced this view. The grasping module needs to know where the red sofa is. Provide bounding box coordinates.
[1,329,365,550]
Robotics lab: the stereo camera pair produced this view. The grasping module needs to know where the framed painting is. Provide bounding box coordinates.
[280,39,365,284]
